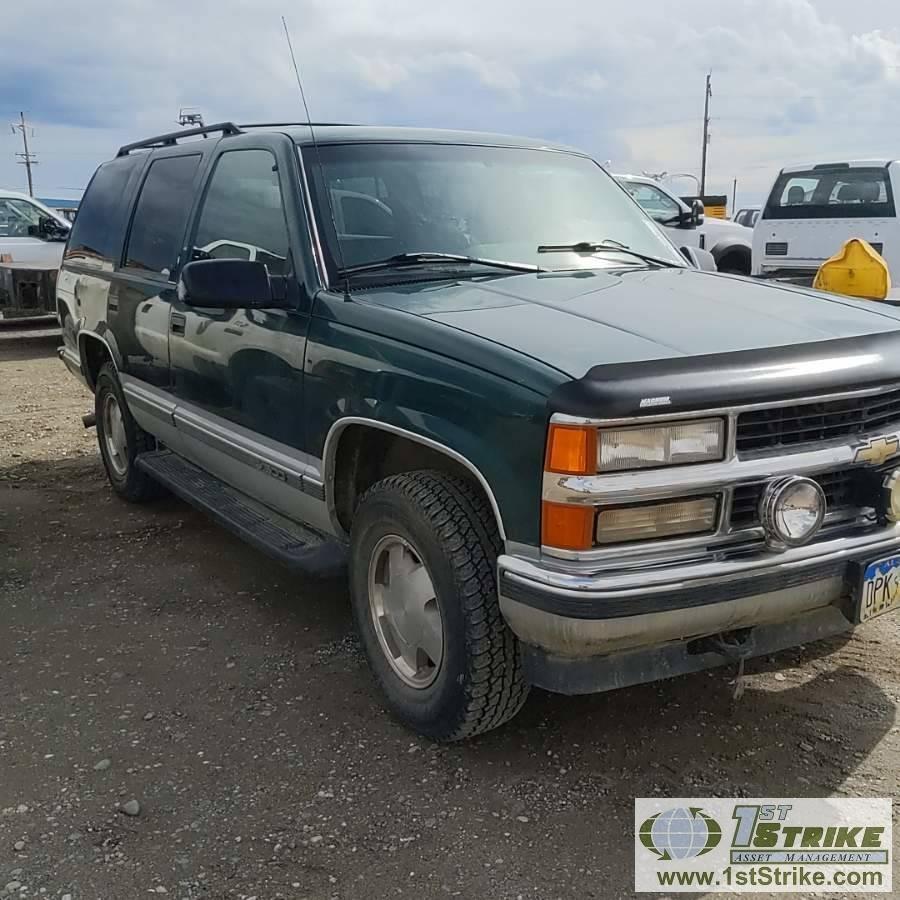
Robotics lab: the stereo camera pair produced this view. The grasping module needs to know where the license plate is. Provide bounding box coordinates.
[859,554,900,622]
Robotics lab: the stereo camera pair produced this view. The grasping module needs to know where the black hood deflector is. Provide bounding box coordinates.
[548,330,900,419]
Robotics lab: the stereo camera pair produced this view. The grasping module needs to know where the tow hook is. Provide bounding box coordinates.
[696,628,756,701]
[705,627,756,661]
[82,412,96,429]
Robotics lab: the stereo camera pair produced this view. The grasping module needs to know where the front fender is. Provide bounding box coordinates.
[305,295,563,546]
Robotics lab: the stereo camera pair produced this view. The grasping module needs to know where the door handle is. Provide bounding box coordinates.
[170,312,186,335]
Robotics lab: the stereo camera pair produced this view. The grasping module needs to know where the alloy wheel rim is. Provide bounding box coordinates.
[367,534,443,689]
[102,393,128,477]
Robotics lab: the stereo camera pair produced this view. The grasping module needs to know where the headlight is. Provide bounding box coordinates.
[596,496,718,544]
[598,419,725,472]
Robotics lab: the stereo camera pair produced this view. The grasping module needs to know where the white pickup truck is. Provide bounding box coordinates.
[616,174,752,274]
[752,160,900,285]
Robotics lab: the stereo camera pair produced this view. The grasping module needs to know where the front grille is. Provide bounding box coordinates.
[736,389,900,453]
[729,469,865,531]
[766,241,788,256]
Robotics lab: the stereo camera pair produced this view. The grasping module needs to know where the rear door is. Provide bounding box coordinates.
[112,151,205,389]
[754,165,898,276]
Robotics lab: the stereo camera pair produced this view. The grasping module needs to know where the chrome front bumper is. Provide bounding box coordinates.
[497,523,900,662]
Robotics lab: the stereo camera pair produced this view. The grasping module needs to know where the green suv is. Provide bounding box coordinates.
[58,122,900,739]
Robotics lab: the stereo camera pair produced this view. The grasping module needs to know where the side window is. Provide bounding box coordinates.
[65,158,139,264]
[192,150,290,275]
[124,154,201,277]
[624,183,681,223]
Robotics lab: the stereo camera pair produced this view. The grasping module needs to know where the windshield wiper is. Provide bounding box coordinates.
[536,240,680,269]
[338,251,543,277]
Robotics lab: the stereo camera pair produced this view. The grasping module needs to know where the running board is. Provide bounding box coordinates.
[136,450,346,578]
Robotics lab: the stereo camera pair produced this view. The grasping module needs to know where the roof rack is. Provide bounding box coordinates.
[237,122,359,129]
[116,122,243,157]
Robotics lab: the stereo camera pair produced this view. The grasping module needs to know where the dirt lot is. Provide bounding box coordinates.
[1,335,898,900]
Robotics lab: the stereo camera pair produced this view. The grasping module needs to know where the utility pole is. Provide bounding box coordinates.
[732,177,738,215]
[700,72,711,197]
[11,112,37,197]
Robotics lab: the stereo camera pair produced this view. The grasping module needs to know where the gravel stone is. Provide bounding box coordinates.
[120,799,141,817]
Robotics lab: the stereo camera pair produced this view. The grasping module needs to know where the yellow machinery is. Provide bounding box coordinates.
[813,238,891,301]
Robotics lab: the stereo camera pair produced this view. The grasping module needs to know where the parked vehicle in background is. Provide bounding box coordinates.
[616,174,752,274]
[58,122,900,740]
[0,190,69,328]
[753,160,900,285]
[0,190,70,267]
[733,206,760,228]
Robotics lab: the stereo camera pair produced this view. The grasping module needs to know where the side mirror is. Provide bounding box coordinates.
[680,246,717,271]
[691,199,705,226]
[28,216,69,240]
[178,259,283,309]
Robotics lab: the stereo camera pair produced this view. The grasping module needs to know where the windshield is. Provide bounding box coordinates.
[763,166,895,220]
[302,143,685,280]
[619,180,683,224]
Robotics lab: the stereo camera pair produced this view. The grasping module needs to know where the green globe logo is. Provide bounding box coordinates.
[639,807,722,860]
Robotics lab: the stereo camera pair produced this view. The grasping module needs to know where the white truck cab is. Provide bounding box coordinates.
[0,189,70,268]
[753,160,900,285]
[616,174,752,274]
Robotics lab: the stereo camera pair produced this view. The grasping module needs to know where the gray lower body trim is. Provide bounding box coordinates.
[118,376,334,537]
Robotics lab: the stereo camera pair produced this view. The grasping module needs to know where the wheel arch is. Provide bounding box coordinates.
[710,239,752,274]
[323,418,507,544]
[78,330,120,391]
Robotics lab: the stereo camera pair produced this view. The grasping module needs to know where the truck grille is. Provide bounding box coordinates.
[736,389,900,452]
[765,241,788,256]
[729,469,862,531]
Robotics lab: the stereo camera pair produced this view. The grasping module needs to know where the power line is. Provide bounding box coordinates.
[10,112,38,197]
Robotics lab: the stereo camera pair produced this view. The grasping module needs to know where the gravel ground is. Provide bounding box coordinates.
[1,335,898,900]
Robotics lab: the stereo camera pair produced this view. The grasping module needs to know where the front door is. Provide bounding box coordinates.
[168,141,315,482]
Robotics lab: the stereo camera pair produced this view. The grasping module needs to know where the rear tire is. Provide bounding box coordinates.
[95,363,164,502]
[349,470,529,741]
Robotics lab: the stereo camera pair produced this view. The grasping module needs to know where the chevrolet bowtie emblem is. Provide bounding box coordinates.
[853,435,900,466]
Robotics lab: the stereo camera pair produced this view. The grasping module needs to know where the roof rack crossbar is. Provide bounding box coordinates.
[237,122,359,129]
[116,122,243,157]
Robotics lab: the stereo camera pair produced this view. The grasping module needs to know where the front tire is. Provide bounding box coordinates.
[95,363,163,502]
[349,471,529,741]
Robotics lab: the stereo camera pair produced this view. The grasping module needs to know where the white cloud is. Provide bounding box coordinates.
[2,0,900,208]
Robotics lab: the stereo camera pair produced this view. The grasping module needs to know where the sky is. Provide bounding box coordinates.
[2,0,900,209]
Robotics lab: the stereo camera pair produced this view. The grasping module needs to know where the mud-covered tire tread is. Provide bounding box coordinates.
[353,471,528,740]
[95,363,164,503]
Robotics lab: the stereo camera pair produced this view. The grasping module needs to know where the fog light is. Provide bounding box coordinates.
[595,496,718,544]
[759,476,826,547]
[882,468,900,523]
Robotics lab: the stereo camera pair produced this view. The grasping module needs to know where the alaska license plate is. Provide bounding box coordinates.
[859,555,900,623]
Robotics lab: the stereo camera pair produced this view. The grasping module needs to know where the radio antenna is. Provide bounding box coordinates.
[281,16,350,297]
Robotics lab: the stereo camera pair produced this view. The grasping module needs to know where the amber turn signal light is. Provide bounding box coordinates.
[545,424,597,475]
[541,501,594,551]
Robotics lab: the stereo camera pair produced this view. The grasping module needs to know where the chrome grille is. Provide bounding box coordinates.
[729,469,863,531]
[736,389,900,453]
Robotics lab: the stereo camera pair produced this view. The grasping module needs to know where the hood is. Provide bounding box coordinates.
[703,217,745,237]
[359,267,900,378]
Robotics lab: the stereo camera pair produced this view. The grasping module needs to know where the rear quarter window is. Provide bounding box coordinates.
[65,157,142,265]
